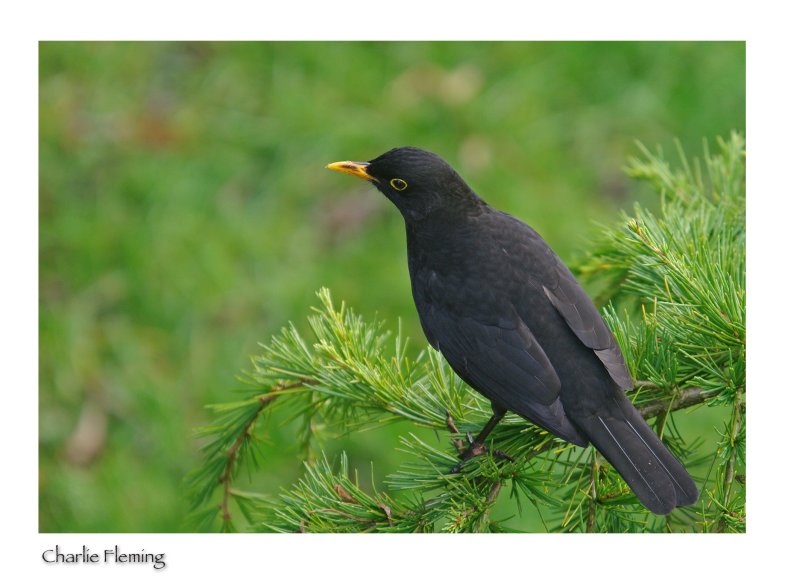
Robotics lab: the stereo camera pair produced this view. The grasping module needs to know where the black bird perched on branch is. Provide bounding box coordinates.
[327,147,698,515]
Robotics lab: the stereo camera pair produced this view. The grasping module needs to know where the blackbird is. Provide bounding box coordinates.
[327,147,698,515]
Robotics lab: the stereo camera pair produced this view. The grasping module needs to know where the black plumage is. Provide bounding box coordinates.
[327,147,698,515]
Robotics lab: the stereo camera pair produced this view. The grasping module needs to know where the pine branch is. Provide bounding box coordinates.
[187,133,745,533]
[216,380,315,526]
[716,388,745,532]
[636,384,720,420]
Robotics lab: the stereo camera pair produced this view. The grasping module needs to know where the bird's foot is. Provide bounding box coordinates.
[449,437,514,474]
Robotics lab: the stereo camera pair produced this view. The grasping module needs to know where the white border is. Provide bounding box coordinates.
[5,1,798,577]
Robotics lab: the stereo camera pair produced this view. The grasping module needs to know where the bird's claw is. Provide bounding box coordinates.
[449,441,514,474]
[459,439,485,461]
[491,450,514,462]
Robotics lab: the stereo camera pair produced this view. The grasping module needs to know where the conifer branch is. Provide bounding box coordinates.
[636,385,721,420]
[721,390,745,507]
[217,380,314,525]
[188,132,745,533]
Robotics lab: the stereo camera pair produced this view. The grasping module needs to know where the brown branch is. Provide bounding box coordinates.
[636,385,720,420]
[486,480,503,504]
[716,388,744,532]
[219,380,316,524]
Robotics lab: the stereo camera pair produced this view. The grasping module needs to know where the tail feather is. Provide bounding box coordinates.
[576,395,699,515]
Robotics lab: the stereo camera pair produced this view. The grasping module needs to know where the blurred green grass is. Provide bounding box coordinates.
[39,41,744,532]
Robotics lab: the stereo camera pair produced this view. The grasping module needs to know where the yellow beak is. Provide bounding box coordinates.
[326,160,377,182]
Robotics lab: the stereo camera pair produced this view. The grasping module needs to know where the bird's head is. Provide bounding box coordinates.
[327,147,482,222]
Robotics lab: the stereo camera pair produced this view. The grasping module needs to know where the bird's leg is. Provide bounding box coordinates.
[449,405,511,474]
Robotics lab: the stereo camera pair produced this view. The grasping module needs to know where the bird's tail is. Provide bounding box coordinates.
[574,393,699,515]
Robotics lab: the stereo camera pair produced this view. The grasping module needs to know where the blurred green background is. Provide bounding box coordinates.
[39,41,744,532]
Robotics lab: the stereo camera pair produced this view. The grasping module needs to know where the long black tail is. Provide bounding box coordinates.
[574,392,699,515]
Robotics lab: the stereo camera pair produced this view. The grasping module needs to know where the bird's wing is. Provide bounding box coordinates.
[417,296,587,445]
[428,309,562,405]
[542,260,634,391]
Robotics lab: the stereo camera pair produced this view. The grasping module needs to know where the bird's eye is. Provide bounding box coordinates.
[390,178,408,191]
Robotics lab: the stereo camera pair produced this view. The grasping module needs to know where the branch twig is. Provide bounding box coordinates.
[219,380,315,523]
[716,388,744,532]
[636,386,720,420]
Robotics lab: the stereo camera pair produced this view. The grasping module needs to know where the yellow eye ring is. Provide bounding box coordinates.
[390,178,408,191]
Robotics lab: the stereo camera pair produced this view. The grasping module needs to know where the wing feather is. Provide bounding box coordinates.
[543,265,634,390]
[420,305,587,445]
